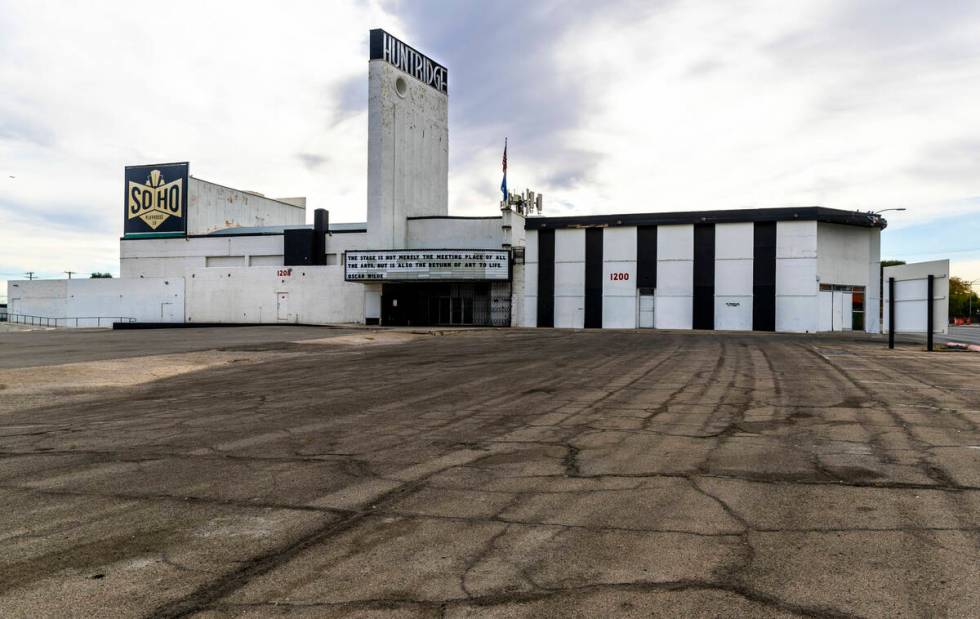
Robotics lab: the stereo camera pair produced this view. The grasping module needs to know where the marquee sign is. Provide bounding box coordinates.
[124,162,188,237]
[369,29,448,95]
[345,249,509,282]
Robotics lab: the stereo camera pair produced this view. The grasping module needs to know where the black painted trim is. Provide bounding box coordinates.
[636,226,657,289]
[693,224,715,330]
[584,228,603,328]
[537,229,555,328]
[526,206,886,231]
[752,221,777,332]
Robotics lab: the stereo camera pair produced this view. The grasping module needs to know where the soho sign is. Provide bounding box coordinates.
[370,29,448,94]
[345,249,509,282]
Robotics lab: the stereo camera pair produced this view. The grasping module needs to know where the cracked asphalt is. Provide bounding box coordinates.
[0,326,977,618]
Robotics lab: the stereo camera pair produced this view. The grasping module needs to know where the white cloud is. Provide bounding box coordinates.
[2,0,980,286]
[0,0,399,280]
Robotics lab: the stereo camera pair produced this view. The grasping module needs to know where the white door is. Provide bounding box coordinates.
[277,292,289,321]
[819,291,833,331]
[160,302,176,322]
[831,291,845,331]
[638,294,655,328]
[841,293,853,331]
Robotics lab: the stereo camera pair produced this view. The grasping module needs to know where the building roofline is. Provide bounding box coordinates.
[524,207,887,230]
[190,176,307,210]
[407,215,503,221]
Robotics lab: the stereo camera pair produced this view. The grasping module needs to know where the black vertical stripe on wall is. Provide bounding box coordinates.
[636,225,658,290]
[753,221,777,331]
[537,229,555,328]
[584,228,603,328]
[692,224,715,330]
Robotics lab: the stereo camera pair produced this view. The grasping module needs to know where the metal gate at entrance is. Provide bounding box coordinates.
[381,282,510,327]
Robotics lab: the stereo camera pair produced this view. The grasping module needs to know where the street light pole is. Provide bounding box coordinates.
[873,208,907,215]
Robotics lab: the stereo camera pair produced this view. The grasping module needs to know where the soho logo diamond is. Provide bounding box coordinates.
[124,162,188,236]
[128,168,183,229]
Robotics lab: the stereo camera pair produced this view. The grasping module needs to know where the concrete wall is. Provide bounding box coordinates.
[8,278,184,326]
[883,260,950,335]
[655,224,693,330]
[554,229,585,328]
[188,178,305,235]
[816,222,881,333]
[405,217,501,249]
[121,235,286,279]
[817,223,873,286]
[367,60,449,249]
[185,267,363,324]
[6,280,67,319]
[867,228,881,333]
[776,221,818,333]
[602,227,637,328]
[522,229,538,327]
[714,223,754,331]
[521,220,878,332]
[325,231,369,257]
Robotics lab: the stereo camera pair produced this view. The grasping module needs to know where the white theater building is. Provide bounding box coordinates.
[8,29,887,333]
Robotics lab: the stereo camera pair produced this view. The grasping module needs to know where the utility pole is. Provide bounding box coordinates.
[64,271,76,280]
[25,272,35,280]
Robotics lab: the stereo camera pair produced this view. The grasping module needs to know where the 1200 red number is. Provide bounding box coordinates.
[609,272,630,281]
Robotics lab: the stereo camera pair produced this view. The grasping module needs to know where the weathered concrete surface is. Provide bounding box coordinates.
[0,328,977,618]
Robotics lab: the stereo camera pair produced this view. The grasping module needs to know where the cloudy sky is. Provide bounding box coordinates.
[2,0,980,300]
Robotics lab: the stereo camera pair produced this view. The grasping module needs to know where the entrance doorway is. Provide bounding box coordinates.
[381,282,509,326]
[818,284,865,331]
[638,289,655,328]
[276,292,289,321]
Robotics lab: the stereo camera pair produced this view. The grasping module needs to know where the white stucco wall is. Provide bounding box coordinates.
[522,229,538,327]
[121,231,369,280]
[6,280,67,319]
[8,278,184,325]
[405,217,501,249]
[185,267,363,324]
[714,223,754,331]
[816,222,881,333]
[655,225,693,330]
[867,228,881,333]
[602,227,637,328]
[554,229,585,328]
[188,178,305,235]
[121,235,287,279]
[776,221,819,333]
[817,223,873,286]
[367,60,449,249]
[883,260,949,335]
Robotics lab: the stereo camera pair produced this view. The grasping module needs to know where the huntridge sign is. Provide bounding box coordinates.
[370,29,448,94]
[345,250,509,282]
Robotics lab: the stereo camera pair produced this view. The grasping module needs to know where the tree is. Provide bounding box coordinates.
[880,260,906,268]
[949,276,979,321]
[90,272,113,278]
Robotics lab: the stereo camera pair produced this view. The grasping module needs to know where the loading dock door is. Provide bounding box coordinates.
[277,292,289,321]
[638,293,655,328]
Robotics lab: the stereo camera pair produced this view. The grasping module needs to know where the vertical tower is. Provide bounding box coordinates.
[367,29,449,249]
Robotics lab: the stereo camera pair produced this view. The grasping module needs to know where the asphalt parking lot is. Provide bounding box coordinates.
[0,326,977,618]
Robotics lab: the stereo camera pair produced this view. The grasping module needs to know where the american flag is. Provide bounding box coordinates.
[500,138,508,201]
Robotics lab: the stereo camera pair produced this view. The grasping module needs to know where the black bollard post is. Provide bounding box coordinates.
[888,277,895,350]
[927,274,934,352]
